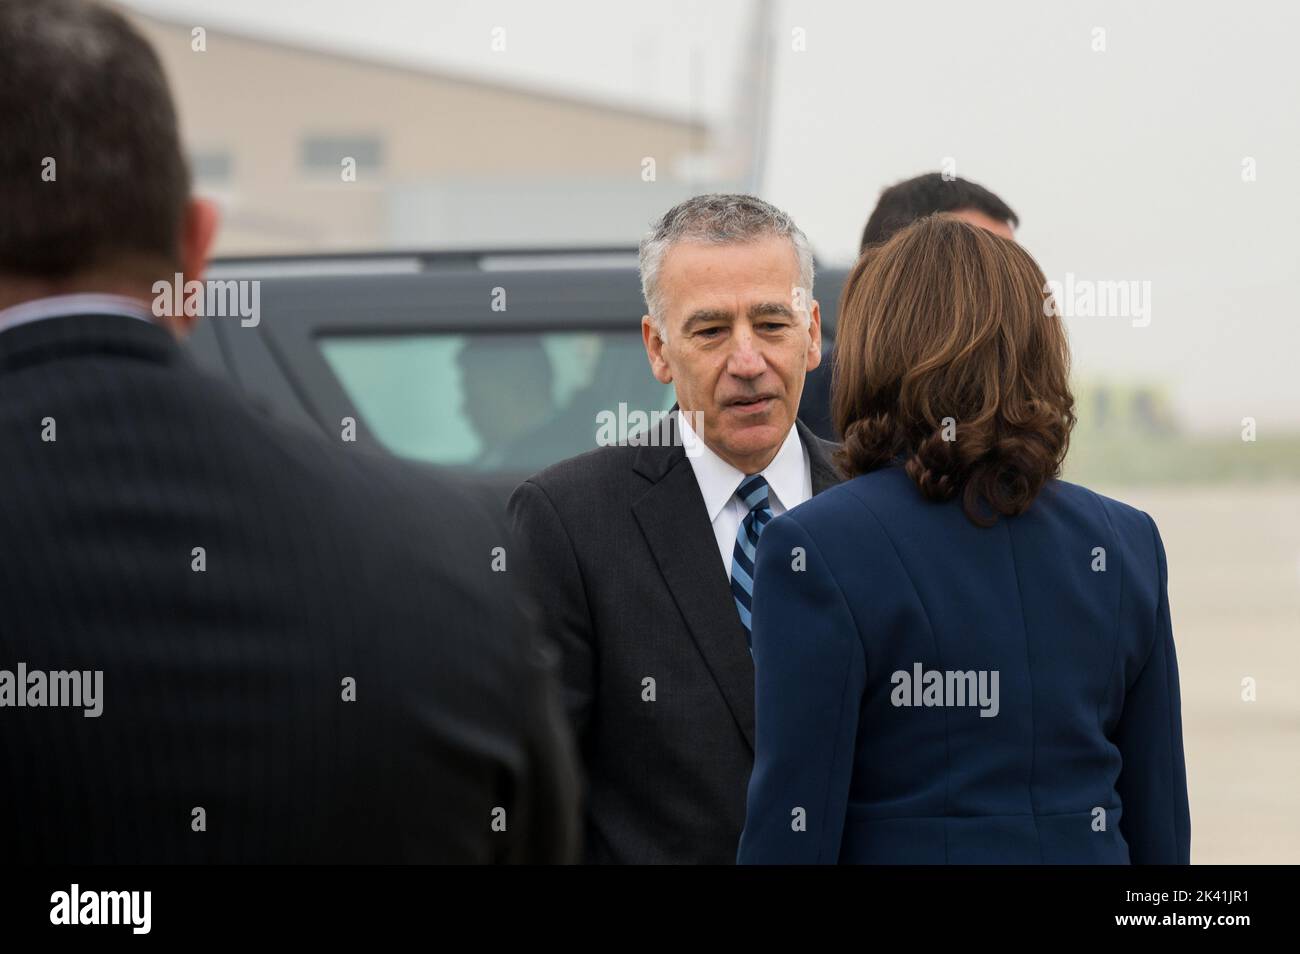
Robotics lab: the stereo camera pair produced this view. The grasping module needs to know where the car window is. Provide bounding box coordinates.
[319,331,673,472]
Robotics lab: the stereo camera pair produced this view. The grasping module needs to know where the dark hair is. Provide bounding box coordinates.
[860,173,1018,252]
[0,0,190,280]
[834,216,1075,526]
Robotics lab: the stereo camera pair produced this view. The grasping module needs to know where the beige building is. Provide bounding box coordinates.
[126,10,716,255]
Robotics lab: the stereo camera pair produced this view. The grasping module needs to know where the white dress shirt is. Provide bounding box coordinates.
[679,409,812,580]
[0,293,154,336]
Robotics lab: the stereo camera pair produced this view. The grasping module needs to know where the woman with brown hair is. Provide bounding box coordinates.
[737,216,1190,864]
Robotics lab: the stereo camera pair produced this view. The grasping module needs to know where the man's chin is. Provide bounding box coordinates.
[709,419,791,469]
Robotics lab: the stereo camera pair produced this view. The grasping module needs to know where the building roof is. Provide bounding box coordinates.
[128,6,708,132]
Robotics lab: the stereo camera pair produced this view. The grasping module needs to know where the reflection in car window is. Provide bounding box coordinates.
[319,331,673,472]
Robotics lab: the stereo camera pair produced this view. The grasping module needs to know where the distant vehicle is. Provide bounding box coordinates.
[185,248,846,500]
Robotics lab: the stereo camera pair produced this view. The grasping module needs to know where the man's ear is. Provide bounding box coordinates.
[806,299,823,371]
[180,197,220,283]
[166,197,220,335]
[642,315,673,384]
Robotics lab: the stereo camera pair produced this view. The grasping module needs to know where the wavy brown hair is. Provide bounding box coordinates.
[833,215,1076,526]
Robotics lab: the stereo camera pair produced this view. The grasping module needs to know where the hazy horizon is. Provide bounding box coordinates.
[121,0,1300,432]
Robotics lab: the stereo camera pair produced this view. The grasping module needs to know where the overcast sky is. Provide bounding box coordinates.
[121,0,1300,430]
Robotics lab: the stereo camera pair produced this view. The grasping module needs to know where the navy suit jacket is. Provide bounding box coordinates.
[737,464,1191,864]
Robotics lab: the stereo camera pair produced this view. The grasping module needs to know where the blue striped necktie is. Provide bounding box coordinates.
[730,474,773,649]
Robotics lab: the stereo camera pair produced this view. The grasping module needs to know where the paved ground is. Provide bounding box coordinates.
[1100,483,1300,864]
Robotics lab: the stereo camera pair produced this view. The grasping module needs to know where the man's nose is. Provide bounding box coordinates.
[726,329,767,379]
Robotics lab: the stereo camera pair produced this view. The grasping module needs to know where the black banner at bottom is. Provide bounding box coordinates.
[2,864,1278,941]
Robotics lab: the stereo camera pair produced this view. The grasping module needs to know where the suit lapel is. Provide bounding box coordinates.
[798,418,842,495]
[630,413,756,750]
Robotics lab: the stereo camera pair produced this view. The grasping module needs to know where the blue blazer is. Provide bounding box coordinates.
[737,465,1190,864]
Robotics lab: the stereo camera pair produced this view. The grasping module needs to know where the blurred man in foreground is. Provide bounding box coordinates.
[0,0,578,863]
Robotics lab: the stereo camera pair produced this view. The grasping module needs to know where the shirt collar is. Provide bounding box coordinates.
[678,409,808,520]
[0,293,155,336]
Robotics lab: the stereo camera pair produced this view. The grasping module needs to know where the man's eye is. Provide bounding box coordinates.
[760,321,788,331]
[697,327,724,338]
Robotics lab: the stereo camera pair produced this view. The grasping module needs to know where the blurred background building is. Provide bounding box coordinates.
[129,10,732,252]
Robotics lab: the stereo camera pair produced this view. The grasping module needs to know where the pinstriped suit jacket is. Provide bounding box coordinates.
[0,312,578,863]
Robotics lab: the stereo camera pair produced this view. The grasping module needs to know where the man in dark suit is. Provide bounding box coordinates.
[0,0,577,863]
[509,194,841,863]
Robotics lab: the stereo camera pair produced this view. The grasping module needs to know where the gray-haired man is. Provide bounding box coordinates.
[508,194,842,863]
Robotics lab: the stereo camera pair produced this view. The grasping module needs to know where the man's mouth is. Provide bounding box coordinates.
[725,395,776,414]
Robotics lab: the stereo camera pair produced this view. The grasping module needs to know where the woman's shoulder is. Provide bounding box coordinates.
[789,468,1161,549]
[1040,478,1160,542]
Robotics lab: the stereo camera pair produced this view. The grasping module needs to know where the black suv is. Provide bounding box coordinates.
[185,248,846,499]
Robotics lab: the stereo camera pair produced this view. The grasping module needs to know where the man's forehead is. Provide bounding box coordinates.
[660,237,800,289]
